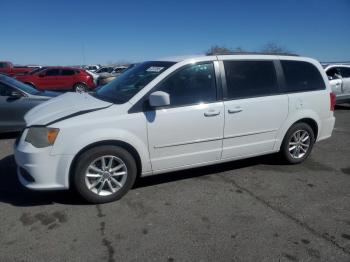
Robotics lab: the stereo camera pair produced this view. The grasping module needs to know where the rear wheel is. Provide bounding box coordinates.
[73,145,137,203]
[280,122,315,164]
[74,83,88,93]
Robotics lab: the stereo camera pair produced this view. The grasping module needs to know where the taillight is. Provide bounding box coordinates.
[330,92,336,111]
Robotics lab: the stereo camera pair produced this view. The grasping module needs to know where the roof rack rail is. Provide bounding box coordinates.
[207,52,299,56]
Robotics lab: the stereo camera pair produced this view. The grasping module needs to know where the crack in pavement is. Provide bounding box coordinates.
[96,205,116,262]
[217,173,350,257]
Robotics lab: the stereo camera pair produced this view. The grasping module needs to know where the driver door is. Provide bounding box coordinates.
[145,62,224,172]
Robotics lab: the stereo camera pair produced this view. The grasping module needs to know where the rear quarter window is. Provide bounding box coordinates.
[281,60,326,92]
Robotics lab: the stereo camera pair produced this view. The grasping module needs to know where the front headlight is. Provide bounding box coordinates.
[25,127,60,148]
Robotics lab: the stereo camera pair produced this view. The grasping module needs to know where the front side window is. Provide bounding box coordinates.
[326,67,341,79]
[224,60,279,99]
[154,62,217,107]
[95,61,175,104]
[281,60,326,92]
[0,63,7,68]
[0,83,14,96]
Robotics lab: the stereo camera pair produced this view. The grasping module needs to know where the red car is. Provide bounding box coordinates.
[15,67,96,92]
[0,61,37,76]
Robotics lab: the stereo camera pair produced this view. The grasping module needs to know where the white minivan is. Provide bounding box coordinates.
[15,55,336,203]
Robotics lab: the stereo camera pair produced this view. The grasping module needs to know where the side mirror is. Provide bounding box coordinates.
[328,76,333,80]
[149,91,170,107]
[10,90,23,98]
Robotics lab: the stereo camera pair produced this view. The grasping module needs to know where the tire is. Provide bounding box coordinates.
[73,145,137,203]
[280,122,315,164]
[73,83,88,93]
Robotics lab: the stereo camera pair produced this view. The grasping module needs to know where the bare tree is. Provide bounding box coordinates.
[206,45,235,55]
[260,42,295,55]
[206,42,296,56]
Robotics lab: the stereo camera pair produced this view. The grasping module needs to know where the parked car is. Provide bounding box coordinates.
[0,61,38,76]
[0,74,59,133]
[97,66,128,86]
[324,65,350,104]
[15,67,96,92]
[14,55,335,203]
[84,65,100,73]
[95,66,114,74]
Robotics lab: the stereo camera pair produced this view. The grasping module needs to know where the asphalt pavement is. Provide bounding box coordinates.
[0,105,350,262]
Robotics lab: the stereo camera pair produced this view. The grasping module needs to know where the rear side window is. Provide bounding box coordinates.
[61,69,75,76]
[224,60,279,99]
[340,67,350,78]
[281,61,325,92]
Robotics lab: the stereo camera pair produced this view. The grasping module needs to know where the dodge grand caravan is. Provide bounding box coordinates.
[14,55,336,203]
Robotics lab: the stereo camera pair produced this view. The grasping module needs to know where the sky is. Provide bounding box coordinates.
[1,0,349,65]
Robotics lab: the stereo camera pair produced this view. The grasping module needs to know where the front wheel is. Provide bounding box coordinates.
[280,122,315,164]
[73,145,137,203]
[73,83,88,93]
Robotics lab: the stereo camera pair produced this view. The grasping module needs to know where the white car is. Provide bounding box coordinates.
[15,55,335,203]
[84,65,100,73]
[324,64,350,104]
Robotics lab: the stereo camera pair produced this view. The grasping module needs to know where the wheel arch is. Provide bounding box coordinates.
[68,140,143,188]
[274,112,321,151]
[294,118,318,139]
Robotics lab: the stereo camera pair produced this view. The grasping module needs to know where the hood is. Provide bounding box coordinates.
[25,92,112,126]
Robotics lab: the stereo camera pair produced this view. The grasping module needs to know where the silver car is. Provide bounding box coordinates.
[325,65,350,103]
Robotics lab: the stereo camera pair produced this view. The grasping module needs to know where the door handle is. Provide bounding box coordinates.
[228,107,243,114]
[204,110,220,117]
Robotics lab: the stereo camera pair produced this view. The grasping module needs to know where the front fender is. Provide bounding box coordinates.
[51,128,152,175]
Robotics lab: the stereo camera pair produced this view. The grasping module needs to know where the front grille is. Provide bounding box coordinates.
[19,167,35,183]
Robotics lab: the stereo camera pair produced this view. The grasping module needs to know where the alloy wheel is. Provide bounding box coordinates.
[84,155,128,196]
[288,129,311,159]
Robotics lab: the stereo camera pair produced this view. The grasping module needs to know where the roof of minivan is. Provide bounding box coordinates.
[155,54,315,63]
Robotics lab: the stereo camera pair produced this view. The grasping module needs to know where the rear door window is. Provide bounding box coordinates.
[223,60,279,99]
[281,60,326,92]
[61,69,75,76]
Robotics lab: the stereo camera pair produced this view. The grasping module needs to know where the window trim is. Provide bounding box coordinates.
[220,59,284,101]
[128,61,222,113]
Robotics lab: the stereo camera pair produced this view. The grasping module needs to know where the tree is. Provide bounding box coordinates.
[206,45,235,55]
[260,42,295,55]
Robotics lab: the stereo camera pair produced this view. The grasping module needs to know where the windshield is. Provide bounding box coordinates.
[95,61,175,104]
[3,75,40,95]
[29,67,46,75]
